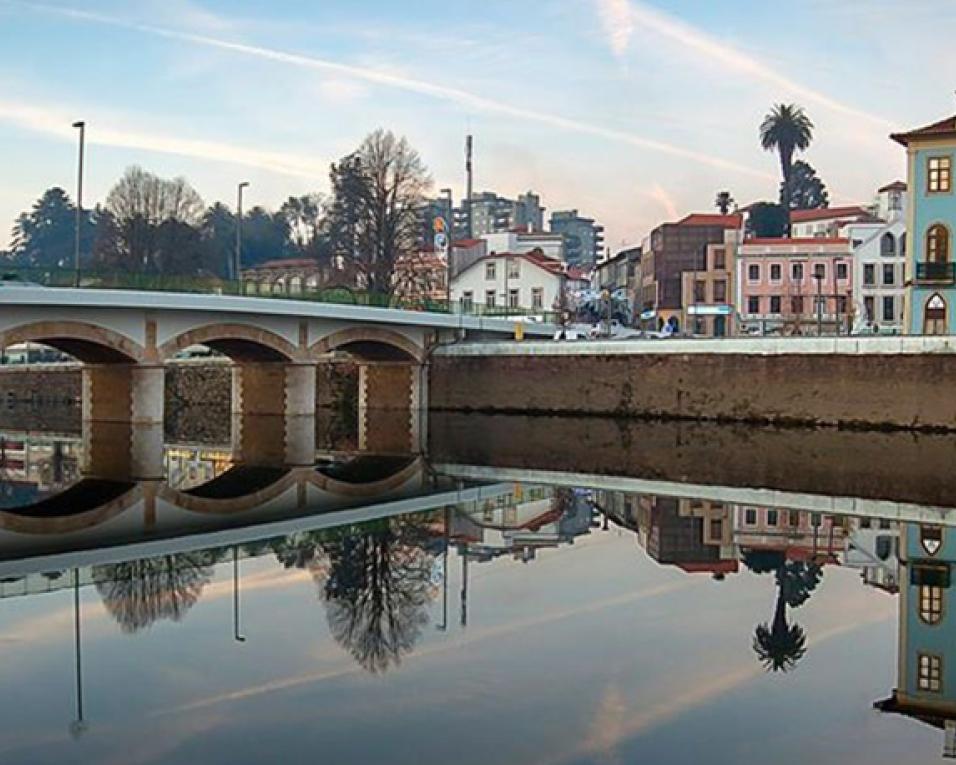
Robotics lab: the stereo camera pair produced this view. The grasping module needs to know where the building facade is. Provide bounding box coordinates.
[736,238,854,335]
[892,114,956,334]
[450,250,566,313]
[484,228,565,261]
[790,206,875,239]
[639,214,742,332]
[844,183,907,334]
[467,191,545,237]
[876,523,956,758]
[549,210,605,268]
[680,229,738,337]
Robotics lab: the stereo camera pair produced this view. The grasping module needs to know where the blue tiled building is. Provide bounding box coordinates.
[892,116,956,334]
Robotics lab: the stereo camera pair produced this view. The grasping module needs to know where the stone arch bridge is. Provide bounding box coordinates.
[0,288,550,476]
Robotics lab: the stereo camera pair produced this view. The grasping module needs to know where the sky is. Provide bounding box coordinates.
[0,0,954,252]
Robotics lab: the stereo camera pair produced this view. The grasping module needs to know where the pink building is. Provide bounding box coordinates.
[736,238,854,335]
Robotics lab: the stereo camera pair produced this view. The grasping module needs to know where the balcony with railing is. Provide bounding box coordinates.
[916,261,956,284]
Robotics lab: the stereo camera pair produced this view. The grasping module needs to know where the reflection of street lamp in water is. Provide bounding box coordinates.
[70,569,87,739]
[233,546,246,643]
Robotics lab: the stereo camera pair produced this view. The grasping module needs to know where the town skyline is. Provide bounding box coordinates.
[0,0,948,252]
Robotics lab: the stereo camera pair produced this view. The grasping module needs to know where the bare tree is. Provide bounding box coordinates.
[104,166,205,271]
[327,131,432,296]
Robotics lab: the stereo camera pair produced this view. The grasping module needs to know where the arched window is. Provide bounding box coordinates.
[927,224,950,263]
[881,232,896,257]
[925,294,948,336]
[920,585,944,625]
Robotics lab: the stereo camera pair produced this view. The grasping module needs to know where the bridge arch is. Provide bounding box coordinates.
[0,321,144,363]
[159,323,302,363]
[0,481,141,535]
[311,327,424,364]
[309,456,423,497]
[159,466,297,514]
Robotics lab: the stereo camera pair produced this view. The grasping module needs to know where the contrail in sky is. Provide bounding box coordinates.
[4,0,775,181]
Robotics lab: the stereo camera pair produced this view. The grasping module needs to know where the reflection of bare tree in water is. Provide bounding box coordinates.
[320,518,436,674]
[271,532,324,570]
[93,552,218,633]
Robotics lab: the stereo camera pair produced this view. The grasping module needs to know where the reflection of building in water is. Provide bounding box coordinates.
[641,496,738,577]
[0,435,80,507]
[734,506,845,563]
[164,447,233,490]
[844,517,900,594]
[876,523,956,758]
[454,486,594,563]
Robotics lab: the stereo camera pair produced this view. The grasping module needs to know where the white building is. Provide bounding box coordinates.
[843,183,907,334]
[483,227,565,262]
[450,250,566,313]
[790,205,875,239]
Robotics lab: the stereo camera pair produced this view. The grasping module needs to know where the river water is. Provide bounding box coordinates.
[0,405,953,764]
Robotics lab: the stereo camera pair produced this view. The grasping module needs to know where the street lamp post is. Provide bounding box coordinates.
[235,182,250,285]
[233,545,246,643]
[72,121,85,288]
[69,568,87,739]
[813,272,824,337]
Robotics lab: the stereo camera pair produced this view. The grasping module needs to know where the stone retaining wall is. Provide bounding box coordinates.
[429,350,956,431]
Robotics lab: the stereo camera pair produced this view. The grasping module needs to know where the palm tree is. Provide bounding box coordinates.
[759,104,814,233]
[753,589,807,672]
[715,191,735,215]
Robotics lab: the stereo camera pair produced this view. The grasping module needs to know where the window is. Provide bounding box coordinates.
[880,232,896,258]
[791,296,804,315]
[836,296,848,314]
[767,509,779,526]
[485,262,496,280]
[485,289,496,308]
[747,296,760,314]
[928,156,952,193]
[462,291,474,311]
[864,264,876,286]
[792,263,804,281]
[531,287,543,309]
[883,263,895,286]
[745,508,757,525]
[770,263,782,282]
[770,296,781,314]
[748,264,760,281]
[918,653,943,693]
[507,259,520,279]
[713,248,726,270]
[713,280,727,303]
[814,263,826,279]
[837,262,848,280]
[694,280,707,302]
[927,224,951,263]
[864,296,875,320]
[883,296,895,322]
[508,288,519,308]
[709,519,723,540]
[919,584,943,624]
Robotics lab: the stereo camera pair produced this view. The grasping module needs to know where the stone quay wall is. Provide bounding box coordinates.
[430,337,956,432]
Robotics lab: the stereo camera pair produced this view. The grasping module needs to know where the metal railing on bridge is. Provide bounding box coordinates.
[0,267,561,325]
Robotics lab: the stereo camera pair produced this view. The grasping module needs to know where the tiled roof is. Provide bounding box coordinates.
[790,206,869,223]
[677,213,743,228]
[878,180,907,193]
[452,238,483,248]
[254,258,321,269]
[891,114,956,146]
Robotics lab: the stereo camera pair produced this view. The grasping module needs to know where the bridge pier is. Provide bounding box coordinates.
[80,364,165,479]
[357,363,427,455]
[230,362,317,466]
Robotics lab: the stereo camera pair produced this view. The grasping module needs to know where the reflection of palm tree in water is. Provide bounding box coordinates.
[320,518,435,674]
[745,551,822,673]
[94,552,217,633]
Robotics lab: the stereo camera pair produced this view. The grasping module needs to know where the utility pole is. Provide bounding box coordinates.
[465,135,474,239]
[72,121,85,288]
[814,272,824,337]
[235,182,250,285]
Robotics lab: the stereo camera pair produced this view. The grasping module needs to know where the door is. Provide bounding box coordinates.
[925,293,948,335]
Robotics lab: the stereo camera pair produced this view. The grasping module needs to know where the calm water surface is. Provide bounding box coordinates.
[0,414,952,764]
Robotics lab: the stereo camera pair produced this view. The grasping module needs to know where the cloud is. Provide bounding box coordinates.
[595,0,634,60]
[6,0,772,181]
[593,0,895,130]
[0,97,328,179]
[647,184,679,221]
